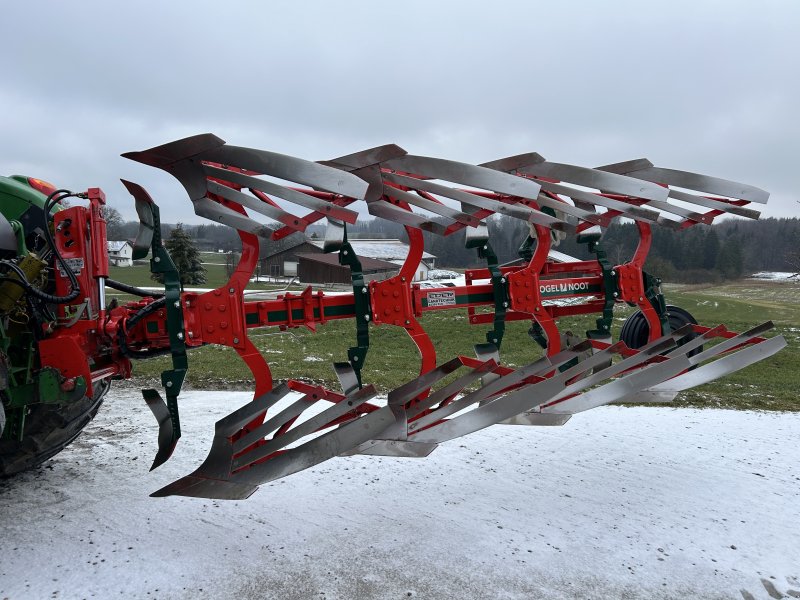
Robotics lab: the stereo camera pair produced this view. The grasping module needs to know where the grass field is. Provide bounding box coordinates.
[107,252,305,297]
[121,273,799,411]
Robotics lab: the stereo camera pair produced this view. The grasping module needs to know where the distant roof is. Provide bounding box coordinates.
[296,253,399,272]
[260,231,308,258]
[107,240,131,252]
[309,239,435,261]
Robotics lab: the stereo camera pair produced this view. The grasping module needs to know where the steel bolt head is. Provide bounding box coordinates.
[176,332,184,340]
[174,301,180,308]
[166,381,173,387]
[154,256,161,262]
[229,288,235,294]
[233,337,240,344]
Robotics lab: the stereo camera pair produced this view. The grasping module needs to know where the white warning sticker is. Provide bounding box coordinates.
[57,257,85,277]
[427,290,456,307]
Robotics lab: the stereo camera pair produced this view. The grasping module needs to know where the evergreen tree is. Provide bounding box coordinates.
[716,237,744,280]
[702,229,720,270]
[152,223,207,285]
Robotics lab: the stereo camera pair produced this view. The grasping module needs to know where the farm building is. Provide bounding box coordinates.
[296,253,399,284]
[260,235,436,282]
[107,240,133,267]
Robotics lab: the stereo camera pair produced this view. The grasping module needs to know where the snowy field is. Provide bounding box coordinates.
[1,387,799,600]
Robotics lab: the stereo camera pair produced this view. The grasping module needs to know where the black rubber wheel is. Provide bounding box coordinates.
[0,379,110,476]
[620,305,703,363]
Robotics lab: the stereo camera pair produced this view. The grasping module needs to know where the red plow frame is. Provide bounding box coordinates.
[104,134,785,499]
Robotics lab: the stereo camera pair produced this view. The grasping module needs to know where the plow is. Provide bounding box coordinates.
[0,133,786,499]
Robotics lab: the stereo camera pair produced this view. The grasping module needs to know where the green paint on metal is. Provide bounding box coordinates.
[145,200,186,442]
[583,236,616,341]
[337,233,370,388]
[466,234,508,350]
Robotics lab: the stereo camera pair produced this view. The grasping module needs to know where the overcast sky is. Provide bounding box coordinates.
[1,1,797,225]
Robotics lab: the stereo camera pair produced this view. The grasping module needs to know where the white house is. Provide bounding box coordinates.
[310,239,436,281]
[107,240,133,267]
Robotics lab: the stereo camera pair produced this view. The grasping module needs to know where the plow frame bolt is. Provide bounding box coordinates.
[188,332,194,338]
[229,288,235,294]
[174,300,180,308]
[611,270,616,276]
[233,337,240,344]
[154,256,161,263]
[639,297,644,302]
[166,381,173,387]
[364,315,370,321]
[501,278,506,284]
[613,292,619,297]
[362,287,367,293]
[176,332,184,340]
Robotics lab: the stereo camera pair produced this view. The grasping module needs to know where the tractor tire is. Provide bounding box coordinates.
[0,379,110,477]
[620,305,703,363]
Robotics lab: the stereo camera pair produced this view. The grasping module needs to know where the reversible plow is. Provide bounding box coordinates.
[0,133,786,499]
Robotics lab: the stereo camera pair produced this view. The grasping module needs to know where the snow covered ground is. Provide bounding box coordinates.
[749,272,799,282]
[1,388,799,600]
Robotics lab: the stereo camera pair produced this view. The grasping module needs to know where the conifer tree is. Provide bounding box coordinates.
[152,224,207,285]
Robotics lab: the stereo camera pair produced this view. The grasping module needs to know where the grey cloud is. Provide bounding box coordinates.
[0,0,797,223]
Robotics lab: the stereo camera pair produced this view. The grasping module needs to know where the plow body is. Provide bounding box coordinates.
[0,134,786,498]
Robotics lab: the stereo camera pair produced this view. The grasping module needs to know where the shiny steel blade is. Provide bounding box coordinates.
[600,164,769,204]
[645,336,786,393]
[540,355,692,415]
[535,179,661,223]
[203,164,359,224]
[383,155,543,200]
[193,197,275,238]
[518,161,669,203]
[381,182,482,227]
[207,180,307,230]
[232,386,378,469]
[367,201,448,235]
[120,179,156,261]
[143,388,178,471]
[382,171,569,229]
[322,144,408,171]
[203,144,369,199]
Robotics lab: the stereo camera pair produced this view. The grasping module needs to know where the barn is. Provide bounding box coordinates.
[296,253,399,284]
[260,234,436,283]
[309,239,436,281]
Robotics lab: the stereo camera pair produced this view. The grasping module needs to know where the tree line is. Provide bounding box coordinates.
[104,205,799,283]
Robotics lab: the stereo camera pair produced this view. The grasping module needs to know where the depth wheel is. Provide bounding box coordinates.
[0,379,110,476]
[620,305,703,363]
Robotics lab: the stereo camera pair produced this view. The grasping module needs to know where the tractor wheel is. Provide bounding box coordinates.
[0,379,110,477]
[620,305,703,363]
